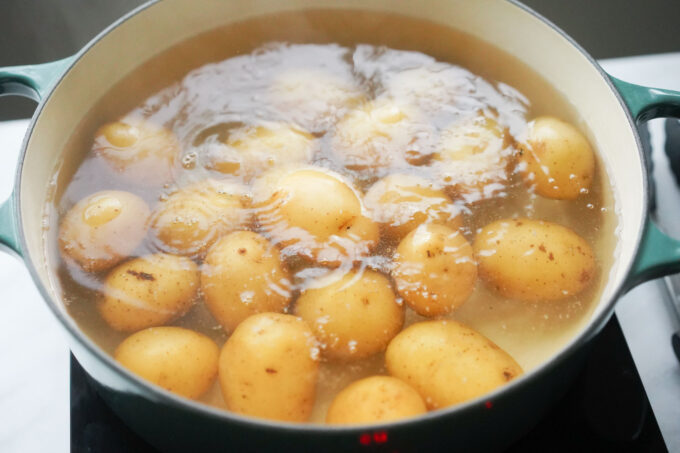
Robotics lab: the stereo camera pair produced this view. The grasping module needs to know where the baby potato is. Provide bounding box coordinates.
[326,376,427,425]
[518,116,595,200]
[331,99,434,174]
[295,270,404,361]
[93,118,179,186]
[364,174,462,240]
[59,190,150,272]
[473,218,596,301]
[115,326,219,399]
[268,68,365,132]
[150,179,250,258]
[385,320,523,409]
[254,167,378,266]
[202,231,292,332]
[433,115,513,202]
[205,122,315,180]
[393,224,477,316]
[219,313,320,422]
[98,253,200,331]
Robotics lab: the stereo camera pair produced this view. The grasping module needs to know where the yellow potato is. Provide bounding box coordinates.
[202,231,292,332]
[268,68,365,132]
[254,167,378,266]
[393,224,477,316]
[295,270,404,361]
[331,100,433,173]
[473,218,596,301]
[115,326,219,399]
[98,253,200,331]
[433,115,513,202]
[150,179,251,258]
[519,116,595,200]
[205,122,315,180]
[364,174,462,240]
[58,190,150,272]
[326,376,427,425]
[93,118,179,186]
[219,313,319,422]
[385,320,523,409]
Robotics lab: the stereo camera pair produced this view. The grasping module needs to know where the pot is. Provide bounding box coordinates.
[2,1,680,451]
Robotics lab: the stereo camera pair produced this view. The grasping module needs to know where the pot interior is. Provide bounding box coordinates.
[19,0,642,409]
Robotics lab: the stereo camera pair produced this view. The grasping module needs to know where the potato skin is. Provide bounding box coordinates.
[473,218,595,301]
[295,270,404,361]
[94,119,179,186]
[115,326,219,399]
[150,179,250,258]
[519,116,595,200]
[364,174,462,240]
[393,224,477,316]
[254,167,378,266]
[58,190,150,272]
[98,253,200,331]
[385,320,522,409]
[326,376,427,425]
[202,231,292,332]
[219,313,319,422]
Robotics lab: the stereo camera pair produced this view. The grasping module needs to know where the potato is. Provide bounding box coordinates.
[202,231,292,332]
[393,224,477,316]
[150,179,250,258]
[385,320,523,409]
[98,253,200,331]
[326,376,427,425]
[219,313,319,422]
[473,218,596,301]
[433,115,513,202]
[115,326,219,399]
[58,190,150,272]
[364,174,462,240]
[254,167,379,266]
[205,122,315,180]
[295,270,403,360]
[331,100,433,173]
[518,116,595,200]
[93,118,179,186]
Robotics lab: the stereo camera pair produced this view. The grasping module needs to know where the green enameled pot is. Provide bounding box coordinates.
[2,1,680,451]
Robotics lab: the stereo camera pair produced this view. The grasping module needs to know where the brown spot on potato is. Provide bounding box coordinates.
[126,269,155,281]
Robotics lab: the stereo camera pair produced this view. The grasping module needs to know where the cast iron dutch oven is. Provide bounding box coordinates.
[1,0,680,451]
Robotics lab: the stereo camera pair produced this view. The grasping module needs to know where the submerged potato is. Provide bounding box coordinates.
[386,320,523,409]
[326,376,427,425]
[219,313,319,422]
[150,179,250,258]
[98,253,200,331]
[202,231,292,332]
[115,327,219,399]
[254,167,379,266]
[295,270,404,361]
[59,190,150,272]
[519,116,595,200]
[205,122,315,180]
[393,224,477,316]
[94,119,179,185]
[364,174,462,240]
[473,218,596,301]
[331,100,433,174]
[433,115,514,202]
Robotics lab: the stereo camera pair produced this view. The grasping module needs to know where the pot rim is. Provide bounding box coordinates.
[14,0,649,435]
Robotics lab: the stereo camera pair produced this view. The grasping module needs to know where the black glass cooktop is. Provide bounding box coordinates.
[70,315,668,453]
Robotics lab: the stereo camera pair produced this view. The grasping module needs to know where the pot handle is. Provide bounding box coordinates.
[612,77,680,289]
[0,56,76,256]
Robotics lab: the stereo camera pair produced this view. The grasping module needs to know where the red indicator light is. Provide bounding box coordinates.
[485,401,493,409]
[359,433,372,445]
[373,431,388,444]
